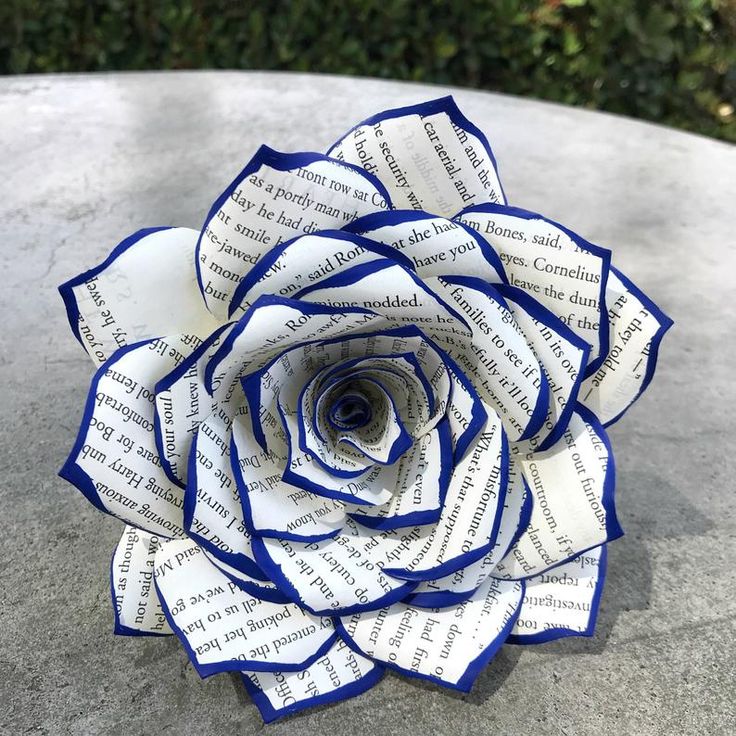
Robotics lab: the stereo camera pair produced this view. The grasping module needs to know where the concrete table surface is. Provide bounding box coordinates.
[1,71,734,735]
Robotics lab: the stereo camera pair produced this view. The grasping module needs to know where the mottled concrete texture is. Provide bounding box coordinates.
[1,71,734,735]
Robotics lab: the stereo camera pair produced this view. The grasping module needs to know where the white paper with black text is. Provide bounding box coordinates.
[509,546,606,642]
[339,576,523,691]
[198,149,389,317]
[494,410,620,579]
[456,206,609,367]
[253,517,418,616]
[383,405,507,580]
[242,637,381,722]
[430,276,546,442]
[580,269,671,425]
[60,336,203,537]
[407,454,528,604]
[111,525,172,635]
[347,212,507,282]
[329,97,504,217]
[154,325,232,486]
[153,539,335,676]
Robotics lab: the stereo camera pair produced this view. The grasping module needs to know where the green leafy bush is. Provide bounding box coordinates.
[2,0,734,141]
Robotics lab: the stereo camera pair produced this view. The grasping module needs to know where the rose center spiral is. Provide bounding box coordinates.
[328,390,373,431]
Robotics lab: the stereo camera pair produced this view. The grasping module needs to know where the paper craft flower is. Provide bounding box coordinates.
[59,97,671,723]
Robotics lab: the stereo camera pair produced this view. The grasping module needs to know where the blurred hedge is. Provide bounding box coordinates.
[2,0,735,141]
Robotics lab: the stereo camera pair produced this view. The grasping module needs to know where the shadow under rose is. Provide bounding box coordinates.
[526,533,653,658]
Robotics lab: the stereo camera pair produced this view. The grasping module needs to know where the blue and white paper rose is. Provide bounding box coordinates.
[59,97,671,722]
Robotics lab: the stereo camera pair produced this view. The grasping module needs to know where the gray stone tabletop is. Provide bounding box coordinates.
[1,71,734,735]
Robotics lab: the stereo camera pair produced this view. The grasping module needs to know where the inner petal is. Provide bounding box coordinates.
[315,375,412,467]
[329,390,373,431]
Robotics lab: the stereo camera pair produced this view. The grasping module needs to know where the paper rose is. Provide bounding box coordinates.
[59,97,671,723]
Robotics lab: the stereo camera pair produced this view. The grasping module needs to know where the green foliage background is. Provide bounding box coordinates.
[2,0,735,142]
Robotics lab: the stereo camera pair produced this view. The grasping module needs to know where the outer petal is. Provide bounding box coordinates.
[328,96,506,216]
[241,638,383,723]
[200,548,289,604]
[196,146,391,318]
[59,336,197,537]
[456,203,611,374]
[110,525,172,636]
[59,228,219,365]
[580,267,672,426]
[494,407,622,579]
[337,577,523,692]
[153,539,337,677]
[345,209,507,283]
[507,545,607,644]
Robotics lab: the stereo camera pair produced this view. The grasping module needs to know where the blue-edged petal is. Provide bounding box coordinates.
[493,406,622,580]
[495,283,590,451]
[196,145,391,318]
[345,209,507,283]
[280,428,394,507]
[337,577,523,692]
[184,410,266,580]
[384,404,509,582]
[228,229,415,318]
[205,294,384,411]
[59,336,197,537]
[200,548,289,604]
[110,526,172,636]
[241,638,383,723]
[273,378,373,482]
[230,413,346,542]
[404,453,531,607]
[154,323,233,487]
[59,227,219,365]
[240,324,458,500]
[580,267,673,426]
[430,275,549,443]
[252,518,418,616]
[306,375,412,467]
[311,353,438,439]
[295,258,471,341]
[455,203,611,375]
[153,539,337,677]
[347,420,452,531]
[327,96,506,216]
[507,545,607,644]
[443,357,487,463]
